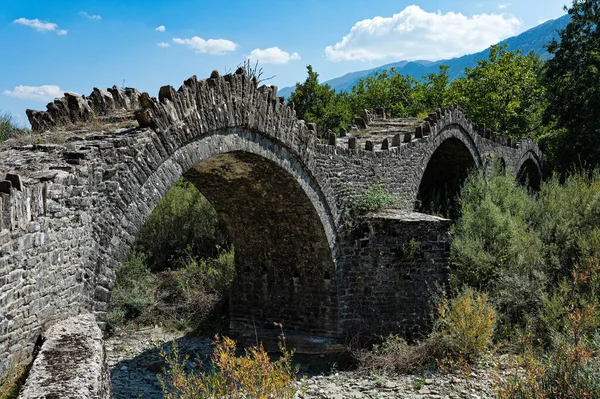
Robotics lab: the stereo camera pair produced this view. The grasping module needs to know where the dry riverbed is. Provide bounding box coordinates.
[106,327,505,399]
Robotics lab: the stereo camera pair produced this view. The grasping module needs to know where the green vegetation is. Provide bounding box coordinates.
[289,65,352,135]
[543,0,600,173]
[0,360,29,399]
[451,167,600,342]
[107,177,233,333]
[447,45,546,138]
[135,178,228,272]
[159,335,301,399]
[357,288,496,373]
[0,111,19,142]
[351,183,398,215]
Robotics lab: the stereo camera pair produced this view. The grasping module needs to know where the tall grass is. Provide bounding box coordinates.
[0,111,17,142]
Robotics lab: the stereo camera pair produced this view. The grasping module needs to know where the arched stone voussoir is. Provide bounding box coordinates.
[136,73,317,167]
[93,128,340,339]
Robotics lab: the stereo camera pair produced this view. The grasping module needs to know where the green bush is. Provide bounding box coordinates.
[452,167,600,344]
[107,251,157,327]
[352,183,398,215]
[451,168,545,338]
[108,177,237,332]
[134,178,229,272]
[497,260,600,398]
[533,170,600,285]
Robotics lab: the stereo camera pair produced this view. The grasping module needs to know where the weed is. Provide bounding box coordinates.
[0,358,29,399]
[352,183,398,215]
[412,377,425,390]
[159,335,302,399]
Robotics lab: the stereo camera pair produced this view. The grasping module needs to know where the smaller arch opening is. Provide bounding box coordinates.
[518,159,542,191]
[416,137,476,218]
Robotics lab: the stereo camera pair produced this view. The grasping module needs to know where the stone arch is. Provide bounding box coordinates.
[93,128,340,343]
[517,150,543,190]
[415,126,481,216]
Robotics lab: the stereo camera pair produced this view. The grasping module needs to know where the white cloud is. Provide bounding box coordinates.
[498,3,511,9]
[157,42,171,48]
[3,85,63,101]
[13,18,68,35]
[80,11,101,20]
[172,36,237,55]
[325,5,521,62]
[248,47,301,64]
[156,25,166,32]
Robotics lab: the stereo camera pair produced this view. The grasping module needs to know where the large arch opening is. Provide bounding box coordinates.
[416,137,476,218]
[104,130,339,349]
[184,151,338,338]
[517,158,542,191]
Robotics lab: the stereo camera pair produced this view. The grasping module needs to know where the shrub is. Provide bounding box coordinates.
[107,251,157,328]
[355,334,439,374]
[357,288,496,373]
[134,178,229,272]
[433,288,496,362]
[352,183,398,215]
[155,247,234,331]
[450,168,600,342]
[497,311,600,398]
[159,335,301,399]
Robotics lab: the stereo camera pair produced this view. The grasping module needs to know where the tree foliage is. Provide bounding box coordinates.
[289,66,340,133]
[134,177,229,272]
[543,0,600,172]
[447,45,546,138]
[452,166,600,341]
[349,68,418,118]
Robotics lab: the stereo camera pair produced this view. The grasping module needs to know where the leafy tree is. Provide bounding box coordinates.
[289,65,352,134]
[543,0,600,172]
[412,65,451,117]
[320,92,353,134]
[349,68,418,118]
[289,66,335,126]
[447,45,546,138]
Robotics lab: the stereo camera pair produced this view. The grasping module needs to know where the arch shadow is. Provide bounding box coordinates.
[416,135,478,218]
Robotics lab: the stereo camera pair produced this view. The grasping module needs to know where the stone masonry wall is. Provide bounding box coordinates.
[0,150,97,380]
[338,210,451,340]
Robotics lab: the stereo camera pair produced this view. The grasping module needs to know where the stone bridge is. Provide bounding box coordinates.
[0,69,543,397]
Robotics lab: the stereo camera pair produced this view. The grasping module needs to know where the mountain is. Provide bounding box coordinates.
[277,14,569,98]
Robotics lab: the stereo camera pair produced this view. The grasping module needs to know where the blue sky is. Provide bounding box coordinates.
[1,0,568,127]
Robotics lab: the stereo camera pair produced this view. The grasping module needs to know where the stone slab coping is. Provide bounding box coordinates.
[19,313,111,399]
[367,209,450,222]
